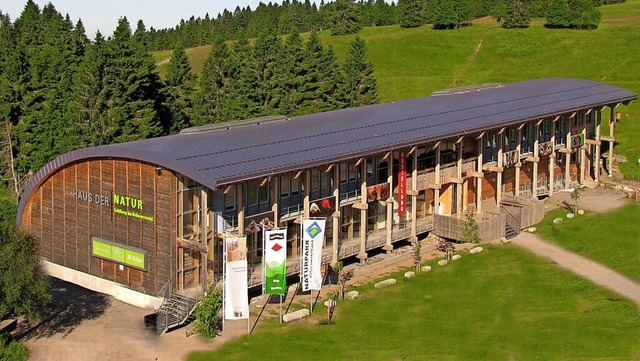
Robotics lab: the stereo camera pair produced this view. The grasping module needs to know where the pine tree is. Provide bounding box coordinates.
[277,28,306,115]
[101,17,163,143]
[503,0,531,28]
[568,0,601,29]
[343,36,378,107]
[193,36,230,125]
[432,0,474,29]
[330,0,362,35]
[399,0,426,28]
[219,35,260,122]
[72,32,109,147]
[162,44,196,133]
[253,29,283,114]
[546,0,571,28]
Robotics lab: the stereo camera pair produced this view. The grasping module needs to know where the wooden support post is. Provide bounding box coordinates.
[411,149,418,240]
[515,127,522,197]
[456,141,463,217]
[595,110,602,181]
[608,107,615,177]
[360,160,369,256]
[496,133,503,206]
[549,119,556,196]
[332,164,339,265]
[384,153,394,253]
[565,129,571,188]
[236,184,244,238]
[434,145,441,215]
[533,124,539,197]
[476,138,483,214]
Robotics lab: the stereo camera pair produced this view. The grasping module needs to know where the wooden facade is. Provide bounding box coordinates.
[20,159,176,296]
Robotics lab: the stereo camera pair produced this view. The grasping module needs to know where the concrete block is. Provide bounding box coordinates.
[283,308,310,323]
[421,265,432,272]
[324,299,336,308]
[553,218,563,224]
[404,271,415,279]
[374,278,397,289]
[347,291,359,300]
[528,227,537,233]
[438,260,448,266]
[470,247,484,254]
[578,209,584,215]
[566,213,574,219]
[451,255,461,261]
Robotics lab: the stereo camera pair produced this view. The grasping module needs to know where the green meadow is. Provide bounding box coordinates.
[536,203,640,279]
[189,244,640,360]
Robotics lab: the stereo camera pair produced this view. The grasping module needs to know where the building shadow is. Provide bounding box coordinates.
[15,277,110,341]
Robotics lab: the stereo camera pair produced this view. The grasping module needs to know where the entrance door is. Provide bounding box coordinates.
[177,248,201,291]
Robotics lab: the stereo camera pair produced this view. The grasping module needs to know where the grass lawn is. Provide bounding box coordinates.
[536,203,640,280]
[188,245,640,361]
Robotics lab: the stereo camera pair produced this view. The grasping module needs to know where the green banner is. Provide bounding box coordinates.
[92,237,148,271]
[264,229,287,295]
[265,260,287,295]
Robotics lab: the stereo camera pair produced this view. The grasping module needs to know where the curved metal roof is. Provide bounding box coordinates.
[17,78,636,224]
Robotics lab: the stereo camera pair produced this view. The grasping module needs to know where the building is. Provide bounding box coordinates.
[16,78,637,309]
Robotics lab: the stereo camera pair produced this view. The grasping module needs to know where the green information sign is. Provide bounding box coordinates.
[92,238,148,271]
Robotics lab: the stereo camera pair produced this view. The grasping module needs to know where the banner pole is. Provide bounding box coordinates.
[280,294,283,324]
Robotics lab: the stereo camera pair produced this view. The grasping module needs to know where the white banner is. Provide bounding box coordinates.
[301,219,325,291]
[224,236,249,320]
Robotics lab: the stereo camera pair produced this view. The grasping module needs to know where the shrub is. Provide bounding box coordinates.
[193,284,223,339]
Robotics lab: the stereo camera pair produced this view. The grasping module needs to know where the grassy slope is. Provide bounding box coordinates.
[536,203,640,279]
[190,245,640,360]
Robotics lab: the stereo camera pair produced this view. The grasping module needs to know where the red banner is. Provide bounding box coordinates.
[398,151,407,216]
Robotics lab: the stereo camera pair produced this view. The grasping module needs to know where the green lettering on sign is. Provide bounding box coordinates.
[91,237,148,271]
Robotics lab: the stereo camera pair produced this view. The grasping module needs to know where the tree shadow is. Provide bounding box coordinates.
[15,277,110,341]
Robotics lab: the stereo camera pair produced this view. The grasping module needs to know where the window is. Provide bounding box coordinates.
[224,187,236,210]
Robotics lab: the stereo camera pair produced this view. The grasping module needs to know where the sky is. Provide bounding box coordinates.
[1,0,286,38]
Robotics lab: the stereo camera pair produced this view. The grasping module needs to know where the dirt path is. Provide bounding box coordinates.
[513,231,640,309]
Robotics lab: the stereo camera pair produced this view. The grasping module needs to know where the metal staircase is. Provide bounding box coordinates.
[144,280,201,335]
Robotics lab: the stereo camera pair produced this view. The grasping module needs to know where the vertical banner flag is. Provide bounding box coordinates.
[224,236,249,320]
[264,229,287,295]
[301,219,325,291]
[398,150,407,216]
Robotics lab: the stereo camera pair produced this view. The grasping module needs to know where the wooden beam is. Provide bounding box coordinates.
[432,141,441,149]
[498,127,506,134]
[426,183,441,190]
[525,156,539,163]
[482,165,504,173]
[352,202,368,210]
[585,108,592,115]
[223,185,233,194]
[536,118,544,126]
[451,177,464,184]
[517,123,525,130]
[293,170,303,179]
[178,238,208,253]
[553,115,561,122]
[324,164,334,173]
[258,177,269,187]
[354,157,365,166]
[406,189,419,196]
[476,131,486,139]
[569,111,577,119]
[409,146,418,155]
[468,171,484,178]
[557,147,572,154]
[383,151,392,160]
[600,135,615,142]
[584,139,599,145]
[455,135,464,144]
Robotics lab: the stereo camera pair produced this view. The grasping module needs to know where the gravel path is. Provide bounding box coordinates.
[513,231,640,309]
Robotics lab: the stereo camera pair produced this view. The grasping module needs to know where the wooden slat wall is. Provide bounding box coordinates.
[20,159,176,296]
